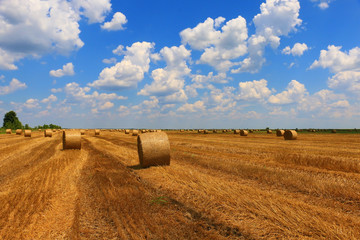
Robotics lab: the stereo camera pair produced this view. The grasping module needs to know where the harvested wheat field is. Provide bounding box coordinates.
[0,130,360,239]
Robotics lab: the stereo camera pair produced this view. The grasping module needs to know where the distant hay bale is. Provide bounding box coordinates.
[267,130,272,134]
[284,130,297,140]
[125,129,130,134]
[80,130,85,135]
[276,130,285,137]
[240,130,248,136]
[234,129,240,134]
[180,129,184,132]
[249,129,254,133]
[24,130,31,137]
[332,129,337,133]
[63,131,81,150]
[213,129,217,133]
[204,130,209,134]
[142,129,147,133]
[44,129,52,137]
[52,129,56,132]
[16,129,22,135]
[198,129,204,133]
[156,130,162,132]
[132,130,139,136]
[6,129,11,134]
[137,132,170,168]
[222,129,226,133]
[95,129,100,135]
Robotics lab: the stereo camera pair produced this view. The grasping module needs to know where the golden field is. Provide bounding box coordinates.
[0,130,359,239]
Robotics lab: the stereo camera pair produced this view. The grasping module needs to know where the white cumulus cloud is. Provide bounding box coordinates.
[177,101,205,113]
[238,79,272,101]
[282,43,308,56]
[49,63,75,77]
[101,12,127,31]
[0,78,27,95]
[268,80,308,104]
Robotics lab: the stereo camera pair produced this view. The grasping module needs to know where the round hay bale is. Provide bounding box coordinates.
[95,129,100,135]
[52,129,56,132]
[284,130,297,140]
[80,130,85,135]
[63,131,81,150]
[44,129,53,137]
[276,130,285,137]
[180,129,184,132]
[132,130,139,136]
[142,129,147,133]
[240,130,248,136]
[331,129,337,133]
[125,129,130,134]
[137,132,170,168]
[222,129,226,133]
[16,129,22,135]
[213,129,217,133]
[198,129,204,133]
[249,129,254,133]
[6,129,11,134]
[267,130,272,134]
[234,129,240,134]
[24,130,31,137]
[204,130,209,134]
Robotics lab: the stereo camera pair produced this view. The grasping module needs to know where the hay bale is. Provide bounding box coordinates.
[222,129,226,133]
[80,130,85,135]
[52,129,56,132]
[137,132,170,168]
[198,129,204,133]
[284,130,297,140]
[204,130,209,134]
[44,129,52,137]
[95,129,100,135]
[63,131,81,150]
[6,129,11,134]
[142,129,147,133]
[331,129,337,133]
[125,129,130,134]
[240,130,248,136]
[16,129,22,135]
[24,130,31,137]
[249,129,254,133]
[234,129,240,134]
[180,129,184,132]
[132,130,139,136]
[276,130,285,137]
[267,130,272,134]
[213,129,217,133]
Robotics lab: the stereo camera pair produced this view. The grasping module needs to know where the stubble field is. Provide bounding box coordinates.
[0,130,359,239]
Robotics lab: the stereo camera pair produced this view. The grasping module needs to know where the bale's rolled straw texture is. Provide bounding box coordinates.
[80,130,85,135]
[276,130,285,137]
[16,129,22,135]
[24,130,31,137]
[44,129,53,137]
[267,130,272,134]
[6,129,11,134]
[132,130,139,136]
[95,129,100,135]
[137,132,170,168]
[125,129,130,134]
[240,130,248,136]
[234,129,240,134]
[63,131,81,150]
[284,130,297,140]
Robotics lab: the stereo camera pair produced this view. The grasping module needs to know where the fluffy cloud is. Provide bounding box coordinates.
[71,0,112,23]
[268,80,308,104]
[181,16,248,72]
[282,43,308,56]
[23,99,40,109]
[101,12,127,31]
[99,101,114,110]
[233,0,302,73]
[177,101,205,113]
[138,45,191,100]
[310,45,360,73]
[89,42,154,90]
[49,62,75,77]
[328,71,360,97]
[238,79,272,101]
[311,0,332,9]
[102,57,117,64]
[41,94,58,103]
[0,78,27,95]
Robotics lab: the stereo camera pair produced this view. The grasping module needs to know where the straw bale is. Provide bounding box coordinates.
[240,130,248,136]
[276,130,285,137]
[16,129,22,135]
[132,130,139,136]
[137,132,170,168]
[142,129,147,133]
[331,129,337,133]
[24,130,31,137]
[95,129,100,135]
[125,129,130,134]
[80,130,85,135]
[63,131,81,150]
[204,130,209,134]
[6,129,11,134]
[284,130,297,140]
[267,130,272,134]
[44,129,53,137]
[234,129,240,134]
[213,130,217,133]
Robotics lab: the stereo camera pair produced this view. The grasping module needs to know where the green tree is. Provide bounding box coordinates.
[3,111,23,130]
[24,124,30,129]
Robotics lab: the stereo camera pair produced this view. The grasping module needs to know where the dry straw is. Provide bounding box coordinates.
[240,130,248,136]
[6,129,11,134]
[16,129,22,135]
[142,129,147,133]
[44,129,53,137]
[125,129,130,134]
[332,129,337,133]
[80,130,85,135]
[24,130,31,137]
[137,132,170,168]
[132,130,139,136]
[204,130,209,134]
[267,129,272,134]
[284,130,297,140]
[95,129,100,135]
[63,131,81,150]
[213,129,217,133]
[234,129,240,134]
[276,130,285,137]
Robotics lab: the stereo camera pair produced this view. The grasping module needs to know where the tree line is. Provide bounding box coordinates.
[2,111,61,130]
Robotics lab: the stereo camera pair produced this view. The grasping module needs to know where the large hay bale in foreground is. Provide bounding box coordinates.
[63,131,81,150]
[240,130,248,136]
[284,130,297,140]
[80,130,85,135]
[24,130,31,137]
[95,129,100,135]
[6,129,11,134]
[16,129,22,135]
[132,130,139,136]
[44,129,52,137]
[137,132,170,168]
[276,130,285,137]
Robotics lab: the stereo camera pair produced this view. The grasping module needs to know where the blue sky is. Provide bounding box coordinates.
[0,0,360,129]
